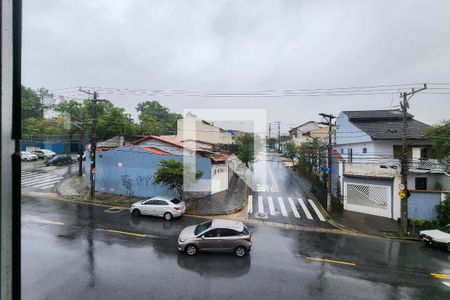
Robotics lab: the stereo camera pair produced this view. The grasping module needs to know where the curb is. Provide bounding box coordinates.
[285,166,418,241]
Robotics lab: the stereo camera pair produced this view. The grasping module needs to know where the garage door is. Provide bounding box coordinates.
[344,181,392,218]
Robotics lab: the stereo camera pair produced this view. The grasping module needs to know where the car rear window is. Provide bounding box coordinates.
[241,225,249,235]
[170,198,181,204]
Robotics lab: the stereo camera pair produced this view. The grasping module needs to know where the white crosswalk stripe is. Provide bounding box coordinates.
[21,171,62,190]
[258,196,264,214]
[248,195,253,213]
[298,198,313,220]
[22,176,62,186]
[287,197,300,218]
[308,199,326,221]
[277,197,288,216]
[268,196,276,216]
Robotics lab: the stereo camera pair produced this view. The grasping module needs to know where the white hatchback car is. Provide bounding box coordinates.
[420,224,450,252]
[130,196,186,221]
[21,151,38,161]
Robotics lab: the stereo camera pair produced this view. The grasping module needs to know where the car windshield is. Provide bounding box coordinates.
[170,198,181,204]
[194,220,212,236]
[242,225,249,235]
[439,225,450,234]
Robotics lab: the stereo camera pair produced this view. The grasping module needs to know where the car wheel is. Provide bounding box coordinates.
[234,246,247,257]
[185,245,197,256]
[132,209,141,217]
[164,212,173,221]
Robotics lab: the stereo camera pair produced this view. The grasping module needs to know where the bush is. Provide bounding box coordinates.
[433,182,443,191]
[437,193,450,226]
[410,219,440,230]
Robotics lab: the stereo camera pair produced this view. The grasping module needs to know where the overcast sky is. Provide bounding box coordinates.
[23,0,450,133]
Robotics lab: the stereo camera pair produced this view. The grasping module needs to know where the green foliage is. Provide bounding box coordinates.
[283,140,297,162]
[433,182,443,191]
[297,138,327,173]
[22,117,66,137]
[267,138,276,149]
[427,121,450,166]
[136,101,181,135]
[410,219,440,230]
[54,99,138,140]
[234,133,255,167]
[21,86,43,120]
[437,193,450,226]
[153,159,203,200]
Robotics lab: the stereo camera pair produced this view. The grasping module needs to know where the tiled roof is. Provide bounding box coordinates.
[344,109,413,120]
[137,147,171,155]
[343,110,430,140]
[132,135,213,153]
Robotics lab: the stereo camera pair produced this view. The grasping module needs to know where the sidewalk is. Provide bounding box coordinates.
[287,165,404,238]
[187,174,247,215]
[57,175,145,207]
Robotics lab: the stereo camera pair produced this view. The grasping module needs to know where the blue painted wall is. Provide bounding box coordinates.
[85,146,212,198]
[21,140,66,153]
[408,192,442,221]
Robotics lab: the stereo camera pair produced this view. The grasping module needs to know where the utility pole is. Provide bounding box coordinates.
[399,83,427,235]
[275,121,281,152]
[268,123,272,149]
[319,113,336,212]
[79,88,106,198]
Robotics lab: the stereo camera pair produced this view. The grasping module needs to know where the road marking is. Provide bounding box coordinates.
[277,197,288,216]
[33,179,63,188]
[267,165,280,192]
[268,196,276,215]
[258,196,264,214]
[32,218,64,226]
[298,198,313,220]
[21,172,45,179]
[443,281,450,287]
[308,199,326,221]
[22,176,62,185]
[248,195,253,213]
[22,175,57,184]
[287,197,300,218]
[107,229,146,238]
[306,257,356,266]
[39,184,58,190]
[431,273,450,280]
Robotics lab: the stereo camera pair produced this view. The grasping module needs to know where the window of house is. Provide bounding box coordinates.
[415,177,427,190]
[348,148,353,162]
[420,148,428,160]
[362,147,367,154]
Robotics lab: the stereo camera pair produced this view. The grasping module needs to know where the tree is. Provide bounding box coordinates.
[297,138,327,174]
[267,137,276,149]
[55,99,138,140]
[234,133,256,167]
[427,121,450,167]
[283,140,298,163]
[136,101,181,135]
[153,159,203,200]
[22,86,43,120]
[438,193,450,226]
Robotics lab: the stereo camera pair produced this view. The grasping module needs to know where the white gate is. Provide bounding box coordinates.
[344,182,392,218]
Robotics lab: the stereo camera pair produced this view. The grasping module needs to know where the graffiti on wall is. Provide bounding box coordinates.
[136,175,152,187]
[121,175,133,195]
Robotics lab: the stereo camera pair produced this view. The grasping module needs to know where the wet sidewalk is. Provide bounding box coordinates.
[286,165,403,238]
[187,175,248,215]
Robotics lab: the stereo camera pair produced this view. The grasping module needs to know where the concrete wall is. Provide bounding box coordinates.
[85,146,213,198]
[177,116,232,144]
[211,164,229,193]
[408,191,444,221]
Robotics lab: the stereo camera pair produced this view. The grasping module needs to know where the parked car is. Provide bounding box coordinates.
[31,149,56,159]
[44,154,73,166]
[130,196,186,221]
[178,219,252,257]
[21,151,38,161]
[419,224,450,252]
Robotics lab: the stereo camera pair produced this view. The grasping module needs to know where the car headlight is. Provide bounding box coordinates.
[179,238,185,243]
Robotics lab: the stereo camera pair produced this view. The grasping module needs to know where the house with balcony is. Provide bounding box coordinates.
[332,109,449,220]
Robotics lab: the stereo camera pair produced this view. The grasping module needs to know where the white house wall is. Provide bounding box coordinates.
[211,164,229,193]
[335,113,371,145]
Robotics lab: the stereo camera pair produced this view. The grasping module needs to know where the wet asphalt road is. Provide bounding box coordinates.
[249,151,331,228]
[22,195,450,299]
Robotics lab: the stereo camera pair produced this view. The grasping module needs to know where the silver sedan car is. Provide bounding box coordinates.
[178,219,252,257]
[130,196,186,221]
